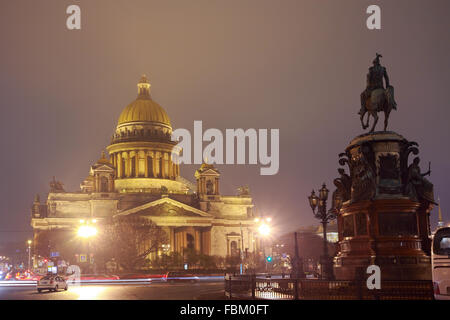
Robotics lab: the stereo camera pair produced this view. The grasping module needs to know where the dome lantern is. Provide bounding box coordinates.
[116,75,171,128]
[137,74,151,99]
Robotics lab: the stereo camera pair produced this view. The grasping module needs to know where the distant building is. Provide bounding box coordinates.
[437,198,445,228]
[315,220,339,243]
[31,76,256,262]
[270,223,339,272]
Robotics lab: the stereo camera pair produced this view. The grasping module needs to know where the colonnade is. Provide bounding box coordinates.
[110,150,180,179]
[169,226,211,256]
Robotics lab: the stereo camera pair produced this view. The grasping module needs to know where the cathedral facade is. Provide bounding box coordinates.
[30,76,256,260]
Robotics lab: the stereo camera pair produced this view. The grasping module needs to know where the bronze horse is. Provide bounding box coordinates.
[359,86,397,132]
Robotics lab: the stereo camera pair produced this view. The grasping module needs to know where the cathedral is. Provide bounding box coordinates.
[30,76,256,261]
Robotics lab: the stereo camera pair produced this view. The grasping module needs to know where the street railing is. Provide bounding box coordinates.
[224,275,434,300]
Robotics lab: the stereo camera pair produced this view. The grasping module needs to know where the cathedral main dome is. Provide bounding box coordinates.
[117,75,171,128]
[111,75,173,142]
[118,99,171,127]
[107,75,185,194]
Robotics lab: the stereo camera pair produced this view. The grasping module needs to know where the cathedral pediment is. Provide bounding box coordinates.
[116,197,212,218]
[199,168,219,175]
[91,164,114,172]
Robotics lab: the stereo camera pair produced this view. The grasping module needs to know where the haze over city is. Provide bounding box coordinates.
[1,0,449,243]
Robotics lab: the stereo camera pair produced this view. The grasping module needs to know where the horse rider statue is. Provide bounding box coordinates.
[359,53,397,132]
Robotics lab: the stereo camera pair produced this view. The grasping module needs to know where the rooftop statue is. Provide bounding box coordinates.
[359,53,397,132]
[237,185,251,196]
[49,176,65,193]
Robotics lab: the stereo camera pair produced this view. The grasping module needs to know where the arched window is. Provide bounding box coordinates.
[206,180,214,195]
[230,241,239,257]
[100,176,108,192]
[187,233,195,250]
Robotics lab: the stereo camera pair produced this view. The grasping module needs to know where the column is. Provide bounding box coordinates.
[153,152,159,178]
[135,151,139,178]
[149,154,154,178]
[94,174,99,192]
[170,228,175,253]
[194,229,201,253]
[182,231,187,255]
[168,158,173,179]
[117,153,122,178]
[144,152,149,178]
[161,153,166,178]
[108,174,114,192]
[127,152,132,177]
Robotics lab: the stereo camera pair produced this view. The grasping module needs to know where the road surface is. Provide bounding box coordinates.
[0,281,225,300]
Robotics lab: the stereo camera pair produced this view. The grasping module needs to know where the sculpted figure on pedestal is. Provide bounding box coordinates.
[351,147,376,202]
[405,157,436,204]
[333,168,352,202]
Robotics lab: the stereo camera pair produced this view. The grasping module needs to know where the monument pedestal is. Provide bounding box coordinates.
[332,131,434,281]
[334,199,431,280]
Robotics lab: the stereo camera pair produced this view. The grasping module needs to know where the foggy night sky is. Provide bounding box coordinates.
[0,0,449,243]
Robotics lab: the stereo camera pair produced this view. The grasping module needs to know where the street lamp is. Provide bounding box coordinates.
[77,225,98,238]
[255,218,271,237]
[27,240,32,273]
[77,219,97,273]
[254,217,272,273]
[308,183,336,280]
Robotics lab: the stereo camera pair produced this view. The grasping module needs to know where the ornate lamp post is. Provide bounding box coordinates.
[27,240,32,273]
[308,183,336,280]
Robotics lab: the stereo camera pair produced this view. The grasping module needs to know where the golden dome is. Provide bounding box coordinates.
[118,100,171,126]
[117,75,171,127]
[96,151,111,165]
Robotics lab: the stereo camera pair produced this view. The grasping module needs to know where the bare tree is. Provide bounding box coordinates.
[98,216,168,271]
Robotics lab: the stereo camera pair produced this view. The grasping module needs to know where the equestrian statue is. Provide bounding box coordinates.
[359,53,397,132]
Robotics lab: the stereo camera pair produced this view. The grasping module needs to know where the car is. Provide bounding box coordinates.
[37,275,68,292]
[16,271,42,281]
[432,227,450,300]
[164,272,199,283]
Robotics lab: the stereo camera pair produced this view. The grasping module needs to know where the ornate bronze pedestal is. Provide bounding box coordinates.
[332,131,434,281]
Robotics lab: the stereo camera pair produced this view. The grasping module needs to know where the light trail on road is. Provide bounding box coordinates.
[0,276,225,287]
[0,281,225,300]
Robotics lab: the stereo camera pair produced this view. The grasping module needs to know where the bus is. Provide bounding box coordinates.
[432,227,450,300]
